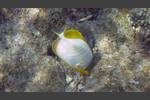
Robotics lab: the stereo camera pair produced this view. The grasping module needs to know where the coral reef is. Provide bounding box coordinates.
[0,8,149,92]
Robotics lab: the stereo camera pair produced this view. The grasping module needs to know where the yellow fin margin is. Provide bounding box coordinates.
[64,29,86,41]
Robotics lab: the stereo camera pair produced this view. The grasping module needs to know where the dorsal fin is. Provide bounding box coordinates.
[52,25,67,38]
[52,30,62,37]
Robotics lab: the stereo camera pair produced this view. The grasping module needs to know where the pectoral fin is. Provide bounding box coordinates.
[74,67,90,76]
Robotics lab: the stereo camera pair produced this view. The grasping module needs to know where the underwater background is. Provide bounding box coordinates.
[0,8,150,92]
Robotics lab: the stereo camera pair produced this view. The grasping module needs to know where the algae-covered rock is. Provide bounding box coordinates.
[0,8,150,92]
